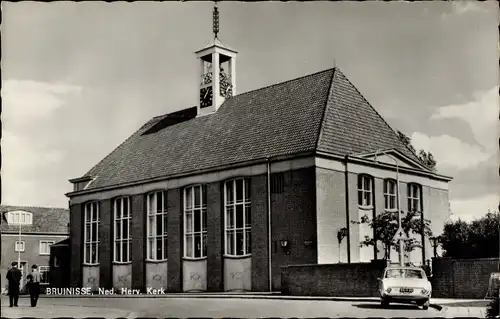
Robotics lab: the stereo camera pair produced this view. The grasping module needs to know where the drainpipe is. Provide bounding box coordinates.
[344,155,351,263]
[266,157,272,292]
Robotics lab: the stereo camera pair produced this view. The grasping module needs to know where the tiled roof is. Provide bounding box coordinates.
[74,67,427,193]
[0,205,69,234]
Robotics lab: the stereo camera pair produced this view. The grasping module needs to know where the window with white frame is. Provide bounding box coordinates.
[39,266,50,284]
[184,185,207,258]
[39,240,55,255]
[114,197,131,262]
[224,178,251,256]
[357,175,374,208]
[384,179,397,211]
[408,183,422,212]
[14,241,25,252]
[147,191,168,261]
[84,201,99,264]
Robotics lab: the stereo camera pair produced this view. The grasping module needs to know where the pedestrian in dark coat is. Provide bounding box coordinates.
[28,265,42,307]
[6,262,22,307]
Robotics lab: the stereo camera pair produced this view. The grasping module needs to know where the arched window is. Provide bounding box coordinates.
[407,183,422,212]
[224,178,251,256]
[357,175,374,208]
[113,197,131,263]
[383,179,398,211]
[184,185,207,259]
[147,191,168,261]
[83,201,99,265]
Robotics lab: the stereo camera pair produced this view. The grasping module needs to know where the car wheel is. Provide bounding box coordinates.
[381,298,390,308]
[422,300,429,310]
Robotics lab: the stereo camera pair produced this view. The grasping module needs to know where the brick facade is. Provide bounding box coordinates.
[99,199,113,289]
[131,194,146,291]
[251,174,269,291]
[166,188,182,292]
[69,203,82,287]
[206,182,223,291]
[432,257,500,299]
[281,259,387,296]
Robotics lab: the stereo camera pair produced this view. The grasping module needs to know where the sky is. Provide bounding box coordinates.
[1,1,498,222]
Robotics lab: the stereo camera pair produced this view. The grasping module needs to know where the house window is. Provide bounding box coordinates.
[39,241,55,255]
[384,179,398,211]
[114,197,131,263]
[408,183,422,212]
[224,178,251,256]
[84,201,99,264]
[15,241,25,252]
[39,266,50,285]
[271,173,284,194]
[184,185,207,258]
[357,175,373,208]
[147,191,168,261]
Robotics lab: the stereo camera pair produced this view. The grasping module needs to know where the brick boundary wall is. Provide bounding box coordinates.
[431,257,500,299]
[281,260,387,297]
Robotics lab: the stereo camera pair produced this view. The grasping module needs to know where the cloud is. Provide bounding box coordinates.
[2,79,81,206]
[2,79,82,126]
[441,1,490,20]
[449,193,499,222]
[411,132,491,171]
[431,86,498,154]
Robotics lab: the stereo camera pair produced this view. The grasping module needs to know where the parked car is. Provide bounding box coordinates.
[378,265,432,310]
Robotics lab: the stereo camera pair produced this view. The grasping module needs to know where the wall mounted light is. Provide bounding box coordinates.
[280,239,288,248]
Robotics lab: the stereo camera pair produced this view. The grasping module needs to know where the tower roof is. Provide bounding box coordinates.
[68,67,448,195]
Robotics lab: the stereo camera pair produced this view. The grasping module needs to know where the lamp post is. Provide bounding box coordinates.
[374,149,404,266]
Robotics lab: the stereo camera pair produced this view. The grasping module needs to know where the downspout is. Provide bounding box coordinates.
[266,157,272,292]
[344,155,351,263]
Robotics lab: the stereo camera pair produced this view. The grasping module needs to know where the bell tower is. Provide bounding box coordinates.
[195,3,237,116]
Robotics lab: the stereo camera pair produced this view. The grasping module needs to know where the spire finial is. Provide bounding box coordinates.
[213,2,219,39]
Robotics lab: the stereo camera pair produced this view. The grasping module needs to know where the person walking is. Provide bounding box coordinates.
[6,262,22,307]
[27,265,41,307]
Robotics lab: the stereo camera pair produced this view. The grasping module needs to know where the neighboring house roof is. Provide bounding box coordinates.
[70,67,432,194]
[0,205,69,234]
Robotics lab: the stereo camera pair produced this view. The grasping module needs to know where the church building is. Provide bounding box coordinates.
[66,5,452,293]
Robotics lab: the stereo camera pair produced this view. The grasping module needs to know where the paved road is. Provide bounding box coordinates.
[1,296,443,318]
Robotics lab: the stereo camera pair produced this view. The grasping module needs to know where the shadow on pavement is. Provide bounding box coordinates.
[354,303,421,310]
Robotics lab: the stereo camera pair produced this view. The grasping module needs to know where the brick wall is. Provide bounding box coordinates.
[251,174,269,291]
[206,182,223,291]
[281,259,387,296]
[167,188,182,292]
[69,203,82,287]
[1,234,68,287]
[131,193,145,291]
[99,199,113,289]
[432,257,500,299]
[270,168,317,290]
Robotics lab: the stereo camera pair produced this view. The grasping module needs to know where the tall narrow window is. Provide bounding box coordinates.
[224,178,251,256]
[84,201,99,264]
[147,191,168,260]
[271,173,284,194]
[408,183,422,212]
[184,185,207,258]
[357,175,373,208]
[114,197,131,263]
[384,179,397,211]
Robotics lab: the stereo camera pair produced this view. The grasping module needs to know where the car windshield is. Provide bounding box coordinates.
[385,269,425,279]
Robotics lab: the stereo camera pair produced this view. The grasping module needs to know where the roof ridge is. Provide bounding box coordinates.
[315,68,337,150]
[232,67,336,100]
[336,69,424,165]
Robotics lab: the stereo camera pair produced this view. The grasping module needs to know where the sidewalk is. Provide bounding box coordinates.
[0,297,140,319]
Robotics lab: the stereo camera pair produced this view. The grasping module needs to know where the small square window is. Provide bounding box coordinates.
[15,241,25,252]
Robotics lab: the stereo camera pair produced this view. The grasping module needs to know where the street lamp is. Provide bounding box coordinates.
[374,149,404,266]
